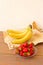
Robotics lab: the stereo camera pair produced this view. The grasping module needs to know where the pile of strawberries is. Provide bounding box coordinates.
[16,42,35,57]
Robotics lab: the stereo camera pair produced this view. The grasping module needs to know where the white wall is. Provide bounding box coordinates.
[0,0,43,31]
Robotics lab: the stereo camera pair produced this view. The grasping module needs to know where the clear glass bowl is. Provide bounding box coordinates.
[16,46,37,58]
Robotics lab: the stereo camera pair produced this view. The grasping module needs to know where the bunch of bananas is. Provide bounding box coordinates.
[7,26,32,44]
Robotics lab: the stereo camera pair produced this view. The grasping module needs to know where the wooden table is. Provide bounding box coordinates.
[0,32,43,65]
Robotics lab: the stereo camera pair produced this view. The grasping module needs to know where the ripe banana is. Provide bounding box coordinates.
[7,26,31,39]
[7,29,22,34]
[12,28,32,44]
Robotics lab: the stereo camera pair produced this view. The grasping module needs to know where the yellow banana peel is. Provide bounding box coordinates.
[7,26,31,39]
[12,29,32,44]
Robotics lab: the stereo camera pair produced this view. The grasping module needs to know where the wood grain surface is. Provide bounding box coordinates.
[0,32,43,65]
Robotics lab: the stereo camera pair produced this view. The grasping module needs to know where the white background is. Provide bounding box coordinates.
[0,0,43,31]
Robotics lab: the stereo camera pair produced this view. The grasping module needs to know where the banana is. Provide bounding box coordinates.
[7,29,22,34]
[12,28,32,44]
[7,27,28,34]
[7,26,31,39]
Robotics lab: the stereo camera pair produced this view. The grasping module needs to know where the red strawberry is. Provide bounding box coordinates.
[30,51,34,55]
[23,52,27,57]
[27,52,30,56]
[22,46,25,49]
[20,51,23,56]
[23,42,28,47]
[18,44,25,51]
[30,49,34,56]
[23,48,28,52]
[30,47,34,51]
[29,43,33,48]
[28,48,30,51]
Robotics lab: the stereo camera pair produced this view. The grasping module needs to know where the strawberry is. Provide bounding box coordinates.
[22,46,25,49]
[27,52,30,56]
[23,42,28,47]
[23,52,27,57]
[16,42,35,57]
[30,47,34,50]
[30,48,34,56]
[20,51,23,56]
[23,48,28,52]
[28,48,30,51]
[30,51,34,56]
[29,43,33,48]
